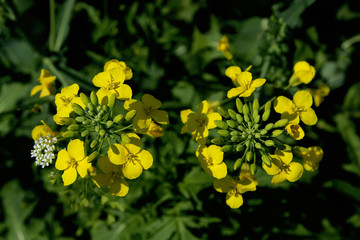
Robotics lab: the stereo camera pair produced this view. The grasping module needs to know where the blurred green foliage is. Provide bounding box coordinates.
[1,0,360,239]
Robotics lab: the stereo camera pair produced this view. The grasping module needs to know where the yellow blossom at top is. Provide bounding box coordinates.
[217,36,233,60]
[31,120,58,140]
[53,84,85,125]
[294,146,323,171]
[55,139,91,186]
[108,133,153,179]
[181,100,222,144]
[262,149,303,185]
[196,144,227,179]
[290,61,316,86]
[225,66,266,98]
[124,94,169,133]
[274,90,318,125]
[92,156,129,197]
[213,172,257,208]
[93,60,132,105]
[310,83,330,107]
[30,69,56,98]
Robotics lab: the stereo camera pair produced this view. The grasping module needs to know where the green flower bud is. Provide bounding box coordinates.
[75,116,86,122]
[260,129,268,135]
[102,105,109,112]
[90,140,98,148]
[68,124,80,131]
[238,125,245,131]
[265,139,275,147]
[90,91,98,106]
[62,131,77,138]
[218,129,230,138]
[236,143,245,152]
[271,129,284,137]
[226,120,237,128]
[236,98,243,113]
[83,119,91,125]
[236,114,243,123]
[108,94,116,108]
[254,133,261,138]
[265,123,274,130]
[95,125,100,132]
[262,110,270,121]
[246,151,252,162]
[87,103,95,111]
[72,103,84,115]
[99,129,106,137]
[80,93,89,106]
[88,151,99,162]
[234,158,243,170]
[230,130,239,136]
[254,142,262,149]
[211,137,224,145]
[254,115,260,123]
[121,134,131,144]
[96,105,102,112]
[253,99,259,112]
[250,163,257,175]
[228,109,237,120]
[217,106,229,118]
[244,114,250,123]
[261,154,271,166]
[274,119,288,128]
[243,104,250,116]
[264,101,271,112]
[81,129,90,137]
[106,120,114,128]
[221,145,232,152]
[125,110,136,121]
[253,123,259,130]
[231,135,242,142]
[215,120,228,129]
[113,114,124,123]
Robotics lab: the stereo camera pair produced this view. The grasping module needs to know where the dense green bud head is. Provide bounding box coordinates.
[228,109,237,120]
[71,103,84,115]
[90,91,98,106]
[88,151,99,162]
[253,99,259,111]
[227,120,237,128]
[221,145,233,152]
[211,137,224,145]
[80,93,89,106]
[108,94,116,108]
[264,101,271,112]
[260,129,268,135]
[271,129,284,137]
[236,98,243,113]
[265,123,274,130]
[262,110,270,121]
[254,142,262,149]
[234,158,243,170]
[81,129,90,137]
[218,129,230,138]
[217,106,229,118]
[244,114,250,123]
[265,139,275,147]
[121,134,131,144]
[113,114,124,123]
[250,163,257,175]
[90,140,98,148]
[243,104,250,116]
[68,124,80,131]
[236,114,243,123]
[274,119,288,128]
[87,103,95,111]
[75,116,86,122]
[125,110,136,121]
[62,131,77,138]
[254,115,260,123]
[261,154,271,166]
[236,143,245,152]
[246,151,253,162]
[215,120,228,129]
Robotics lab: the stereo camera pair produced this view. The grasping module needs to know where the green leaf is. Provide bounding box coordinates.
[342,82,360,111]
[279,0,316,28]
[171,81,195,105]
[54,0,76,52]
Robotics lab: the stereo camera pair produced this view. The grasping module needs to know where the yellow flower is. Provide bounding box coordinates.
[294,146,323,171]
[93,60,132,105]
[107,133,153,179]
[92,156,129,197]
[55,139,91,186]
[310,83,330,107]
[274,90,318,125]
[196,145,227,179]
[180,100,222,144]
[225,66,266,98]
[217,36,233,60]
[262,149,303,185]
[30,69,56,97]
[31,120,58,140]
[53,84,84,125]
[290,61,316,86]
[213,173,257,208]
[146,122,164,138]
[124,94,169,133]
[285,123,304,140]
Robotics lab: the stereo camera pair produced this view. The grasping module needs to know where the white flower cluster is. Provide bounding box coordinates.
[31,135,57,168]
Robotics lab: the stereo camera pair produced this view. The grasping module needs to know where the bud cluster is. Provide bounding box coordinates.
[212,98,288,173]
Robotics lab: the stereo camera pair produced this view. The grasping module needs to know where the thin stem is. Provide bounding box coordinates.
[113,124,133,133]
[49,0,56,51]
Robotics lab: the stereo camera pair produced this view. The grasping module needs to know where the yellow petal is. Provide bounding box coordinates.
[55,149,70,170]
[150,110,169,125]
[67,139,85,161]
[293,90,313,110]
[271,172,287,185]
[124,143,141,155]
[213,178,235,193]
[137,149,153,170]
[61,83,79,96]
[237,71,252,87]
[274,96,295,114]
[294,62,315,84]
[210,162,227,179]
[110,178,129,197]
[300,108,317,125]
[114,83,132,100]
[108,67,126,83]
[198,100,209,115]
[286,162,304,182]
[126,133,142,146]
[227,87,245,98]
[132,114,152,133]
[226,191,243,208]
[225,66,241,82]
[108,144,127,165]
[207,145,224,165]
[239,87,255,97]
[236,179,257,194]
[122,161,143,179]
[250,78,266,88]
[124,99,143,112]
[142,94,161,109]
[180,109,194,124]
[77,158,90,178]
[92,174,111,188]
[62,167,77,186]
[275,149,293,165]
[92,72,111,88]
[262,155,281,175]
[30,85,42,96]
[285,124,305,140]
[206,112,222,129]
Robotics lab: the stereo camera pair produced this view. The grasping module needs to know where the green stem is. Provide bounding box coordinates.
[49,0,56,51]
[113,124,133,133]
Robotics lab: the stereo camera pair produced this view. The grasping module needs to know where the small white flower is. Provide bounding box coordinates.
[31,135,57,168]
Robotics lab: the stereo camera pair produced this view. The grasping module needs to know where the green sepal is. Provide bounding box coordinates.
[228,109,237,120]
[221,145,232,152]
[80,93,89,106]
[218,129,230,138]
[271,129,284,137]
[217,106,229,118]
[88,151,99,162]
[71,103,84,115]
[121,134,131,144]
[90,140,98,148]
[211,137,224,145]
[274,119,288,128]
[262,110,270,121]
[265,139,275,147]
[68,124,80,131]
[113,114,124,123]
[125,110,136,121]
[264,123,274,130]
[253,99,259,112]
[226,120,237,128]
[90,91,98,106]
[214,120,228,129]
[234,158,243,170]
[236,98,243,113]
[243,104,250,116]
